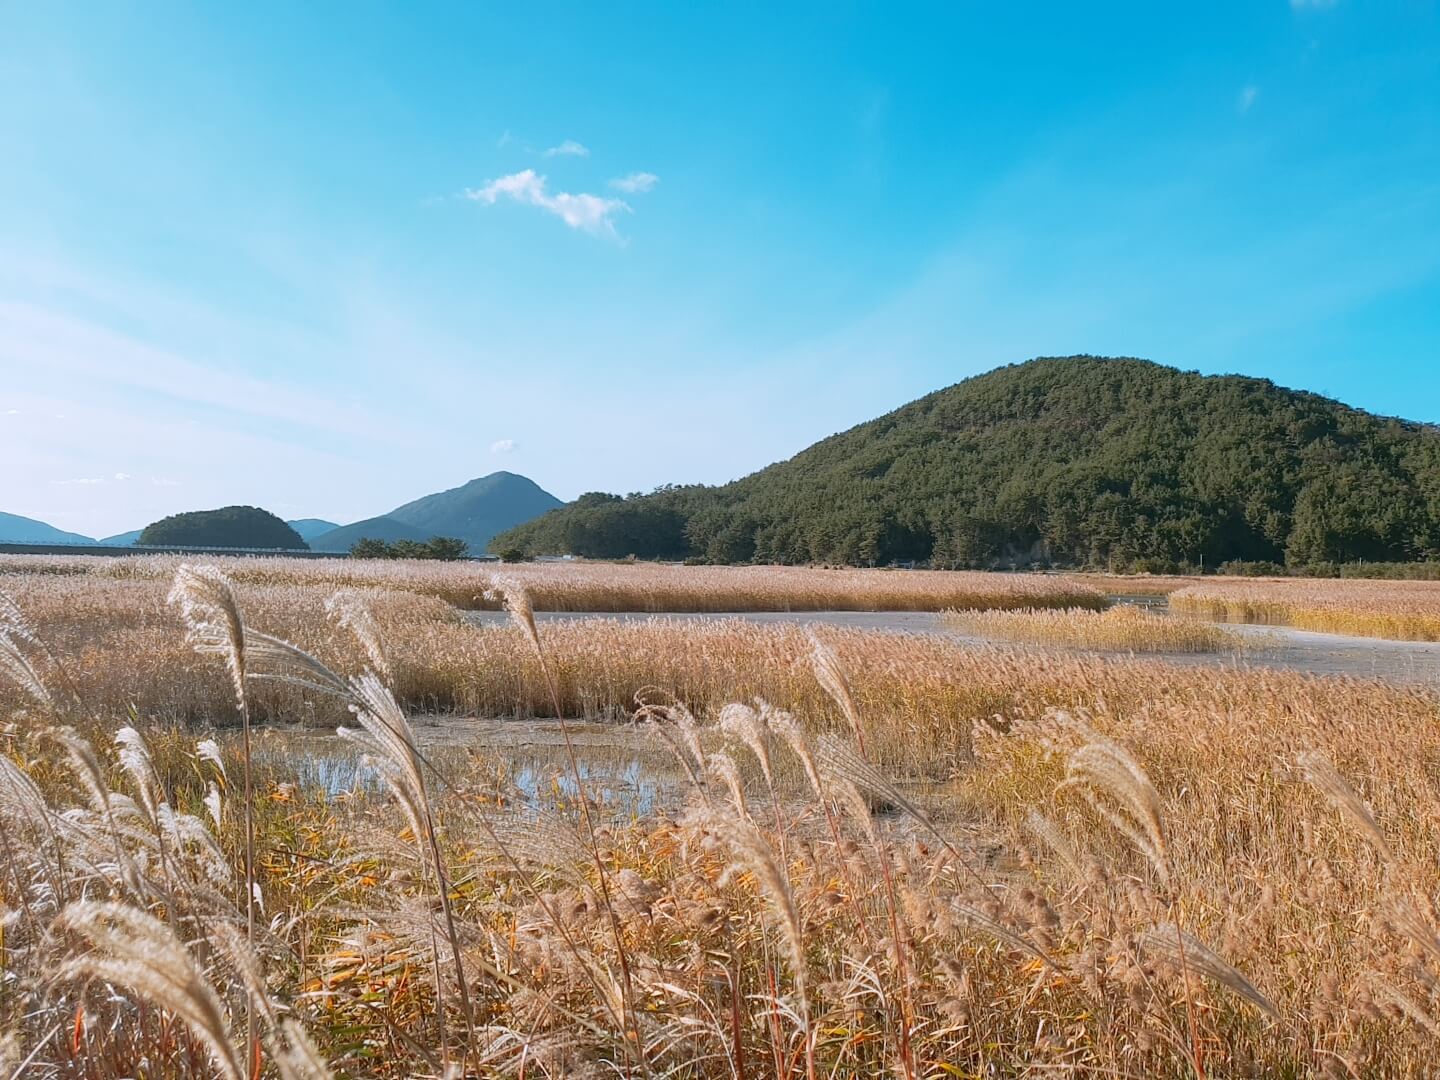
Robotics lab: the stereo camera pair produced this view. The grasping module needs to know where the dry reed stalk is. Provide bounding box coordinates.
[1298,750,1394,862]
[168,565,259,1073]
[1140,923,1277,1018]
[943,604,1240,652]
[54,900,244,1080]
[1059,738,1170,888]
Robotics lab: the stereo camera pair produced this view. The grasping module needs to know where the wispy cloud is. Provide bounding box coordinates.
[151,477,181,487]
[610,172,659,194]
[53,477,105,486]
[113,472,131,481]
[3,408,18,415]
[466,170,630,239]
[543,140,590,158]
[490,438,517,453]
[1239,85,1259,113]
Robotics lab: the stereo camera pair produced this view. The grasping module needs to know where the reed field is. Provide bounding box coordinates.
[0,554,1105,614]
[943,604,1243,653]
[1171,577,1440,641]
[4,560,1440,1076]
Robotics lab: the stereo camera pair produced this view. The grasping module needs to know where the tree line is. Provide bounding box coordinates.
[492,357,1440,570]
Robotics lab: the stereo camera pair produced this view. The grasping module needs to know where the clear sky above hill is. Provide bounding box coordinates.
[2,1,1436,537]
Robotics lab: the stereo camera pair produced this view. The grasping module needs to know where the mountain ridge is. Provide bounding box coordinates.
[308,472,562,552]
[5,474,559,554]
[0,512,95,545]
[492,356,1440,568]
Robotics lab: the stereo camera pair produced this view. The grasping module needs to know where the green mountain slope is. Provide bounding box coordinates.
[0,512,95,545]
[387,472,562,551]
[308,516,431,553]
[494,356,1440,568]
[139,506,307,549]
[287,518,342,542]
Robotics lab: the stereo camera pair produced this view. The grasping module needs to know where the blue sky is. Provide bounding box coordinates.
[2,1,1437,538]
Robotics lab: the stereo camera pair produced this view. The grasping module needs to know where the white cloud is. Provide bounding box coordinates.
[113,472,131,481]
[466,170,631,239]
[54,477,104,486]
[490,438,517,454]
[151,476,181,487]
[1239,85,1259,113]
[610,172,659,194]
[3,408,18,415]
[543,140,590,158]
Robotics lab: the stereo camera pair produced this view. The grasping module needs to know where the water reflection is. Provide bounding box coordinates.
[242,719,686,817]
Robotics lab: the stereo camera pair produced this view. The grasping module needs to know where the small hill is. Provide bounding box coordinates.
[386,472,562,551]
[139,506,308,549]
[494,356,1440,569]
[308,516,430,553]
[0,512,94,545]
[99,529,143,546]
[286,518,342,542]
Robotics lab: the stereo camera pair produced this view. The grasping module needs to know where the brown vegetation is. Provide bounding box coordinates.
[943,604,1243,653]
[3,561,1440,1076]
[1171,577,1440,641]
[0,553,1104,613]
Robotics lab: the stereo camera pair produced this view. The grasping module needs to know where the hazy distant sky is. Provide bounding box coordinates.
[2,1,1437,537]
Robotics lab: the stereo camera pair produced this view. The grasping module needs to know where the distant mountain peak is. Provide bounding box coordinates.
[0,512,95,545]
[307,472,561,553]
[385,472,561,550]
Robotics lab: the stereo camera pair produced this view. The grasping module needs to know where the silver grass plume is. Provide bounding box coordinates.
[706,751,749,818]
[487,574,543,659]
[0,752,63,863]
[635,695,707,790]
[951,900,1058,967]
[808,630,865,751]
[1298,749,1394,862]
[50,727,111,815]
[0,588,38,647]
[1373,978,1440,1038]
[0,631,51,710]
[483,808,592,883]
[696,805,806,1004]
[815,734,945,846]
[115,726,164,824]
[197,738,228,784]
[1059,739,1170,888]
[718,702,774,791]
[207,921,333,1079]
[274,1020,334,1080]
[168,565,247,712]
[1023,809,1086,880]
[339,671,475,1040]
[1384,893,1440,966]
[830,775,879,846]
[1141,923,1278,1018]
[763,704,823,797]
[338,695,428,855]
[243,629,350,698]
[325,590,392,681]
[55,900,243,1080]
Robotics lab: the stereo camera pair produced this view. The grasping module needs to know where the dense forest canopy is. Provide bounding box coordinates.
[492,357,1440,569]
[138,506,308,550]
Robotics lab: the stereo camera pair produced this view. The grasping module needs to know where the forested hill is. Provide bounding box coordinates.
[492,356,1440,569]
